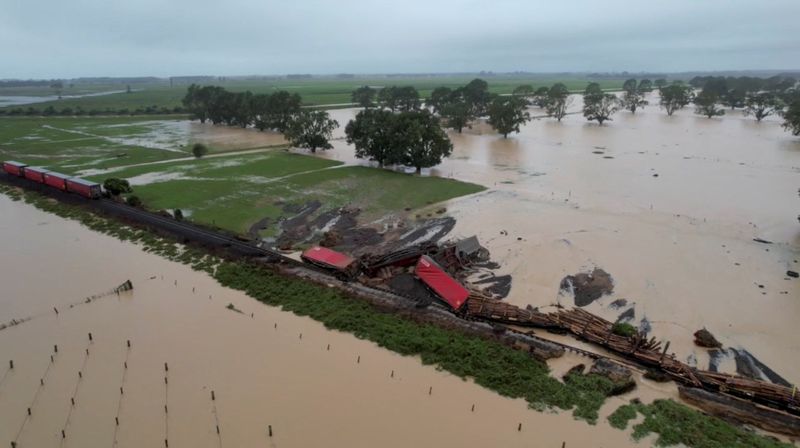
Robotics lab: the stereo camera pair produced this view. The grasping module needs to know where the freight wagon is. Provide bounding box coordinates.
[65,177,102,199]
[43,171,69,191]
[23,166,49,183]
[301,246,360,280]
[414,255,469,311]
[2,161,27,177]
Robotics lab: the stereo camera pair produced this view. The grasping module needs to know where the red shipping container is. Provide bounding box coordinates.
[23,166,48,183]
[66,177,102,199]
[44,171,68,190]
[414,255,469,310]
[3,161,28,177]
[301,246,356,273]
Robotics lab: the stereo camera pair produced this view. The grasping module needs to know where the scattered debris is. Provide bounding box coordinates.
[559,268,614,307]
[753,238,773,244]
[608,298,628,309]
[693,328,722,348]
[787,270,799,278]
[590,358,636,395]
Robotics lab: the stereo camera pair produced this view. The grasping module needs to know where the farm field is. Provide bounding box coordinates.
[89,151,484,236]
[0,116,288,173]
[0,114,484,238]
[0,75,627,111]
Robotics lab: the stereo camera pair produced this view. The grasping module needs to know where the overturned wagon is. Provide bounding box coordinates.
[414,255,469,311]
[301,246,360,280]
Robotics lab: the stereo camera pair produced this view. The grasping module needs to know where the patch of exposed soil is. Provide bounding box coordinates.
[731,348,791,386]
[693,328,722,348]
[387,273,435,305]
[472,274,512,298]
[559,268,614,307]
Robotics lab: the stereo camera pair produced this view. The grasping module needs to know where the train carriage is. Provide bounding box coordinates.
[414,255,469,311]
[23,166,48,183]
[301,246,359,280]
[2,161,28,177]
[43,171,69,191]
[65,177,102,199]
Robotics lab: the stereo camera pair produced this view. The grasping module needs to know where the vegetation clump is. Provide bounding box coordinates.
[607,400,792,448]
[103,177,132,196]
[192,143,209,158]
[611,322,637,337]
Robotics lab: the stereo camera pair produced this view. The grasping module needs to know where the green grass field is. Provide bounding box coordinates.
[0,116,192,173]
[91,151,485,235]
[0,75,626,111]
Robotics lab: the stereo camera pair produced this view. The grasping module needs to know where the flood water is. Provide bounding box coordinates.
[0,195,641,448]
[314,96,800,386]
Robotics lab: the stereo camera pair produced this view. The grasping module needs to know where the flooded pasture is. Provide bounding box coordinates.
[310,97,800,386]
[0,195,641,448]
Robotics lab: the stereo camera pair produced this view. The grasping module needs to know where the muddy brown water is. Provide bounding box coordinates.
[309,96,800,386]
[0,195,642,447]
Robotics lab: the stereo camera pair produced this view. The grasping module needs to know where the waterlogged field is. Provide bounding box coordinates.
[0,116,286,173]
[89,151,484,236]
[0,76,626,111]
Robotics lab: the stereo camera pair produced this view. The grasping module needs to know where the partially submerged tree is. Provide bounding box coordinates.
[487,97,531,137]
[440,100,474,133]
[462,78,493,117]
[621,79,648,114]
[512,84,535,104]
[378,86,420,112]
[192,143,209,158]
[782,99,800,136]
[545,83,572,121]
[351,86,376,108]
[694,90,725,118]
[345,109,401,167]
[532,86,551,108]
[395,111,453,174]
[285,110,339,153]
[743,92,783,122]
[638,79,653,92]
[654,78,668,90]
[582,83,620,125]
[103,178,132,197]
[659,83,693,116]
[428,87,454,114]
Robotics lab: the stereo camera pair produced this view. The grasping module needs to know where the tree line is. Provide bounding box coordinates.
[0,105,185,117]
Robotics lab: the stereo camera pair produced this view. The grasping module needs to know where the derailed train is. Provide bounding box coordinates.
[300,245,470,311]
[3,159,468,311]
[2,160,102,199]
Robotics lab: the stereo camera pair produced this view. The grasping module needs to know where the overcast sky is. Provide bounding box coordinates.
[2,0,798,78]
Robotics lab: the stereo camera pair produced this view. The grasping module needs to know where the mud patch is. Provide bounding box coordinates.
[472,274,512,298]
[559,268,614,307]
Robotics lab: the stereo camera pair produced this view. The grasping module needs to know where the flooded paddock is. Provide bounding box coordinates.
[0,195,642,448]
[311,97,800,386]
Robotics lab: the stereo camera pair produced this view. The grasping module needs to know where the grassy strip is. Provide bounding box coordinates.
[607,401,791,448]
[0,183,794,447]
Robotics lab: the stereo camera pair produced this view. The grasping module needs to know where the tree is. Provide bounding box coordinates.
[512,84,535,104]
[440,100,474,133]
[545,83,572,121]
[463,78,493,116]
[284,110,338,153]
[621,79,648,114]
[659,83,693,116]
[582,83,619,125]
[394,111,453,173]
[782,99,800,136]
[428,87,454,114]
[639,79,653,92]
[655,79,668,90]
[694,90,725,118]
[532,86,551,108]
[192,143,209,158]
[103,178,132,196]
[174,208,184,221]
[622,78,638,93]
[721,88,746,110]
[351,86,376,108]
[345,109,402,167]
[252,91,302,132]
[378,86,420,112]
[127,195,142,207]
[743,92,783,122]
[487,97,531,138]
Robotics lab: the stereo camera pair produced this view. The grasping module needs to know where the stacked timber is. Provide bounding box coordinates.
[466,295,553,327]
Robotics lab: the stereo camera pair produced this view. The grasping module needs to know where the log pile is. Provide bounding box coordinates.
[465,297,799,419]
